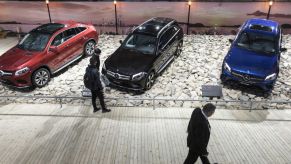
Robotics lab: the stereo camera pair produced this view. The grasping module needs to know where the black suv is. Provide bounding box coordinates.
[102,17,183,91]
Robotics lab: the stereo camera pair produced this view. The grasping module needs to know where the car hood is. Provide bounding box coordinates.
[0,47,38,70]
[225,46,278,76]
[105,48,155,74]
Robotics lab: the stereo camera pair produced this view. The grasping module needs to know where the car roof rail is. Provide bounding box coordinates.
[157,20,176,38]
[133,17,157,32]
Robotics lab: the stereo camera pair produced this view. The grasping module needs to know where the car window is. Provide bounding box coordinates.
[236,32,277,54]
[159,26,178,49]
[75,28,81,34]
[63,28,77,42]
[76,27,86,33]
[17,32,50,51]
[123,34,157,55]
[51,32,63,46]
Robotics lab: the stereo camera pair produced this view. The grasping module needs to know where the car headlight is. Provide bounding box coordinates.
[132,72,147,81]
[265,73,277,81]
[15,67,30,76]
[224,62,231,73]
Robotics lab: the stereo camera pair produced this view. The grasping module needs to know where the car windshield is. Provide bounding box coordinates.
[236,32,277,54]
[123,34,157,55]
[18,32,50,51]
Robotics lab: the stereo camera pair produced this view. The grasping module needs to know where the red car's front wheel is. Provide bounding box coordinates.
[32,68,51,88]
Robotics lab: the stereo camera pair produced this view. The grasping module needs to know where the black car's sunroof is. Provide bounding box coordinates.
[250,24,273,32]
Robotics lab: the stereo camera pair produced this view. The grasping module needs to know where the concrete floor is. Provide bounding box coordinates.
[0,103,291,164]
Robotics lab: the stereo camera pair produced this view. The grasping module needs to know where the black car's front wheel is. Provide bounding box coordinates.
[32,68,51,88]
[144,71,155,90]
[84,40,96,56]
[175,40,183,57]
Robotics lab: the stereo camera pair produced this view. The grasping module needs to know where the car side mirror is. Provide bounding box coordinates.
[228,39,234,43]
[49,46,58,53]
[119,40,123,44]
[280,48,287,52]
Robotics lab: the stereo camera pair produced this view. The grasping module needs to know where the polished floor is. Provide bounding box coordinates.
[0,103,291,164]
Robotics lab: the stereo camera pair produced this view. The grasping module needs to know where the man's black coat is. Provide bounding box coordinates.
[187,108,210,155]
[86,65,103,91]
[92,54,100,70]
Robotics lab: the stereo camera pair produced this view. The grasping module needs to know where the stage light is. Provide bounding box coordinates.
[114,0,118,34]
[267,0,273,20]
[45,0,51,23]
[187,0,192,34]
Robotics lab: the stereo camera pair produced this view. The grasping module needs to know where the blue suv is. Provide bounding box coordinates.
[221,18,287,92]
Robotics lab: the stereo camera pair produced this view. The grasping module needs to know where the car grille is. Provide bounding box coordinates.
[107,70,131,80]
[231,71,264,82]
[0,70,13,77]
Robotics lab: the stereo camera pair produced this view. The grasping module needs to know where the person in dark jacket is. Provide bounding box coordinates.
[92,48,101,70]
[184,103,216,164]
[86,57,111,113]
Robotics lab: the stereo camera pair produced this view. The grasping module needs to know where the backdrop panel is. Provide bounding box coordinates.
[1,1,291,34]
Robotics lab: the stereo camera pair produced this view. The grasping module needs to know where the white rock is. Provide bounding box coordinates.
[239,95,249,101]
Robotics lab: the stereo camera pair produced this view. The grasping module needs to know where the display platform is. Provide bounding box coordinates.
[0,35,290,109]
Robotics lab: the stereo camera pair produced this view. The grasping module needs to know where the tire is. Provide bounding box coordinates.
[84,40,96,56]
[144,71,155,90]
[175,40,183,57]
[32,68,50,88]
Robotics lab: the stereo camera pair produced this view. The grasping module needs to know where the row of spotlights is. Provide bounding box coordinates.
[44,0,272,6]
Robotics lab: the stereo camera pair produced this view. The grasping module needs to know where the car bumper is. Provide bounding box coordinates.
[0,73,32,88]
[102,69,146,91]
[220,69,275,91]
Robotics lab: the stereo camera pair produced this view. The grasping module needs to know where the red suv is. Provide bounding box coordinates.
[0,21,98,88]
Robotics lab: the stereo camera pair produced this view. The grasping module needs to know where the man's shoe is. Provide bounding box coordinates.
[102,109,111,113]
[93,108,100,113]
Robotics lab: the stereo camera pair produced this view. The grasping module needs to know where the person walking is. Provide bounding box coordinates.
[184,103,216,164]
[85,57,111,113]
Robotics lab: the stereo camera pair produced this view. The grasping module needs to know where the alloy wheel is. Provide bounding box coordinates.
[85,41,95,56]
[33,68,50,87]
[145,72,155,90]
